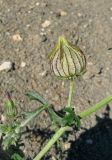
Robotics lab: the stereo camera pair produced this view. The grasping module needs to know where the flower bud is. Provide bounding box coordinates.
[4,92,17,118]
[48,36,86,79]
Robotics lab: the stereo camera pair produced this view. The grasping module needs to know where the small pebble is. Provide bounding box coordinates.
[83,24,88,28]
[0,61,13,71]
[1,114,6,122]
[89,19,92,23]
[106,67,109,71]
[41,20,51,28]
[40,32,46,36]
[50,11,53,14]
[36,2,40,6]
[12,34,22,41]
[20,62,26,68]
[23,149,27,154]
[59,11,67,16]
[77,13,82,17]
[110,7,112,11]
[28,10,31,14]
[64,142,71,150]
[26,24,31,28]
[5,32,10,36]
[45,90,49,94]
[41,28,45,32]
[39,70,47,77]
[82,46,86,49]
[51,157,56,160]
[61,81,65,87]
[7,9,10,12]
[88,62,93,66]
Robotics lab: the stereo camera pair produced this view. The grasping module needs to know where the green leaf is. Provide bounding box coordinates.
[0,124,12,134]
[62,107,74,126]
[46,106,62,126]
[19,105,46,128]
[62,107,81,128]
[0,123,20,149]
[0,123,19,134]
[26,92,62,126]
[2,131,20,150]
[73,115,81,129]
[25,91,48,105]
[11,153,25,160]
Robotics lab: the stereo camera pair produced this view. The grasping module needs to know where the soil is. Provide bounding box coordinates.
[0,0,112,160]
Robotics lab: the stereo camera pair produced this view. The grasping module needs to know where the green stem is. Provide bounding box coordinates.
[79,96,112,119]
[33,96,112,160]
[33,126,71,160]
[67,79,74,107]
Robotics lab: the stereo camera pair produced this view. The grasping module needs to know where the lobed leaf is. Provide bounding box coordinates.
[25,91,49,105]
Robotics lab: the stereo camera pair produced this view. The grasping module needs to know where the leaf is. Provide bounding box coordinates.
[0,124,12,134]
[46,106,62,126]
[0,123,21,149]
[25,91,48,105]
[26,92,62,126]
[20,105,46,128]
[62,107,74,126]
[62,107,81,128]
[11,153,25,160]
[2,132,20,150]
[73,115,81,129]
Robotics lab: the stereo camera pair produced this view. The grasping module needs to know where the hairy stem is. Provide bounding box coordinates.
[79,96,112,119]
[33,126,71,160]
[67,79,74,107]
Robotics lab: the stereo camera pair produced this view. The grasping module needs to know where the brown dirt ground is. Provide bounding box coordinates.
[0,0,112,160]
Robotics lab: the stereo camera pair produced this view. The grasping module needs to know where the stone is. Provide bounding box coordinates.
[36,2,40,6]
[41,20,51,28]
[59,11,67,16]
[20,62,26,68]
[0,61,14,71]
[12,34,22,41]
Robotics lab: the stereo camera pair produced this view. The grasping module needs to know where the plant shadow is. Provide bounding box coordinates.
[66,105,112,160]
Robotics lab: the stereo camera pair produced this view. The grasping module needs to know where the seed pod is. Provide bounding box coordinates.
[48,36,86,79]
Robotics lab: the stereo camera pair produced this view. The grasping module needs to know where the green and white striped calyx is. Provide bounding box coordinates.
[48,36,86,80]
